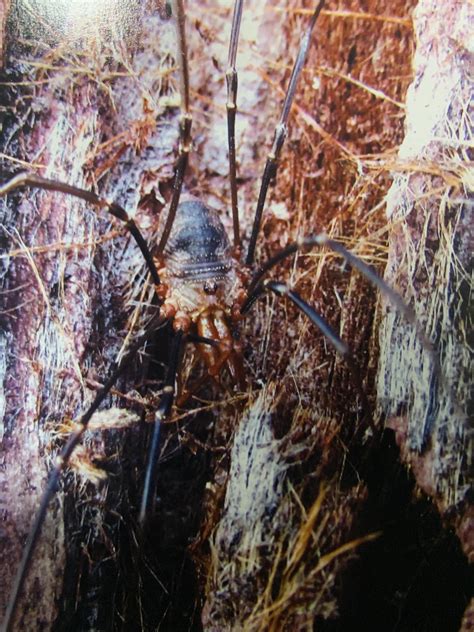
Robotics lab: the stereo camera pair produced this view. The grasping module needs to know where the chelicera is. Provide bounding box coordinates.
[1,0,439,629]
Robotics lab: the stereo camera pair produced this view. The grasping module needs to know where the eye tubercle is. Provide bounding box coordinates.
[203,280,218,295]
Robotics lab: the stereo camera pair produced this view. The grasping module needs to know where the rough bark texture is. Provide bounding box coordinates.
[0,1,471,631]
[0,0,10,64]
[378,0,472,557]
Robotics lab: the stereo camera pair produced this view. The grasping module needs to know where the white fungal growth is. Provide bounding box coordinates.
[85,407,140,431]
[203,386,289,631]
[214,386,286,560]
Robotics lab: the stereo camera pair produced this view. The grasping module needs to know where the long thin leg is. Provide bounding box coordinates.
[226,0,244,249]
[242,232,443,409]
[139,328,184,525]
[265,280,371,421]
[2,316,167,632]
[156,0,192,255]
[0,173,161,286]
[243,234,434,354]
[245,0,325,265]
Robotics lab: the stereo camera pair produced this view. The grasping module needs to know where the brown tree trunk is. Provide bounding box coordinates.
[0,1,471,631]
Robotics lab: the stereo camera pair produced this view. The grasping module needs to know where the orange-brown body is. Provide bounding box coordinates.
[156,197,247,387]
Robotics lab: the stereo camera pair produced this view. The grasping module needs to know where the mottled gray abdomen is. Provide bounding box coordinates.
[164,199,232,283]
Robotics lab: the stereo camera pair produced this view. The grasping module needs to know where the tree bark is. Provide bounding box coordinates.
[0,1,471,631]
[378,0,472,560]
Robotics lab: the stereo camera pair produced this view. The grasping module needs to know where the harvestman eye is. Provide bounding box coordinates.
[203,280,218,294]
[1,0,463,630]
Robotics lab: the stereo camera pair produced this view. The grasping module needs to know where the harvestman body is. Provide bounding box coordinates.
[0,1,440,629]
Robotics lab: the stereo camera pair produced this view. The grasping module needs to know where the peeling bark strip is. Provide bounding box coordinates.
[0,0,10,64]
[378,0,472,539]
[0,3,178,630]
[0,1,472,631]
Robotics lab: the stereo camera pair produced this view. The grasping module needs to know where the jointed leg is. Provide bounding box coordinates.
[226,0,244,249]
[156,0,193,255]
[245,0,325,265]
[2,316,167,632]
[139,329,184,525]
[265,280,372,422]
[244,234,436,360]
[242,233,445,430]
[0,173,161,286]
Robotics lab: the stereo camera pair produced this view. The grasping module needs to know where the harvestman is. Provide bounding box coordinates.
[1,1,439,629]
